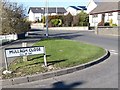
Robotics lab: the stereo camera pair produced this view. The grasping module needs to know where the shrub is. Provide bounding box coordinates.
[112,24,117,26]
[72,15,79,26]
[41,16,46,24]
[104,22,110,26]
[50,19,62,27]
[47,15,64,27]
[1,1,30,35]
[51,19,59,27]
[64,13,73,26]
[78,11,89,26]
[109,19,113,26]
[58,19,62,27]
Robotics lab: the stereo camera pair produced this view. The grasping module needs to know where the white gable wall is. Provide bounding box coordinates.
[89,14,102,26]
[29,10,35,22]
[115,12,119,25]
[28,10,43,22]
[66,7,79,16]
[87,0,97,14]
[34,13,42,21]
[118,14,120,26]
[105,12,118,25]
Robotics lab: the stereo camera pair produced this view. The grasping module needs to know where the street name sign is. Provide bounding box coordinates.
[3,46,47,74]
[5,46,45,57]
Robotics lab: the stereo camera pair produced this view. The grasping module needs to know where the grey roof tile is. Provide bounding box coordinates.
[28,7,67,14]
[90,2,120,14]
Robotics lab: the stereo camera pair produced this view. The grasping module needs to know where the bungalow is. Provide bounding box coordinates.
[87,0,120,27]
[66,6,87,16]
[28,7,67,22]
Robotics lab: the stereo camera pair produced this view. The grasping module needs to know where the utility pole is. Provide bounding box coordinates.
[45,0,49,37]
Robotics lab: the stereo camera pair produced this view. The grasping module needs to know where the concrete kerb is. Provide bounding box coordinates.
[1,49,110,86]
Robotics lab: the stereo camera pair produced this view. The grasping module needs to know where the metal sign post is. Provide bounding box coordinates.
[3,50,12,75]
[43,46,47,67]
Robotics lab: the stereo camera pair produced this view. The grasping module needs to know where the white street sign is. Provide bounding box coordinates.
[4,46,47,74]
[5,46,45,57]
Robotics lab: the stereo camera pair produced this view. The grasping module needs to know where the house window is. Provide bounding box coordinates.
[93,14,98,18]
[108,13,113,16]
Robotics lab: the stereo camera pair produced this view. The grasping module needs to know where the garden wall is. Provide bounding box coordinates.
[31,23,89,30]
[95,26,120,36]
[0,34,18,41]
[47,27,89,31]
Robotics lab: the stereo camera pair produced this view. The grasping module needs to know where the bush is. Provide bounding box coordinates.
[58,19,62,26]
[112,24,117,26]
[104,22,110,26]
[64,13,73,26]
[1,1,31,35]
[51,19,59,27]
[47,15,63,27]
[41,16,46,24]
[50,19,62,27]
[72,15,79,26]
[78,11,89,26]
[109,19,113,26]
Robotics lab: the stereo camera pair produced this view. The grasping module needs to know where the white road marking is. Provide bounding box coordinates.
[109,50,118,55]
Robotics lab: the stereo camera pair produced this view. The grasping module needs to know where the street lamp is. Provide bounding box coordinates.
[45,0,49,37]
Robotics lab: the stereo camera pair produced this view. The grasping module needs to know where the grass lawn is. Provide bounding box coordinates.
[2,38,106,79]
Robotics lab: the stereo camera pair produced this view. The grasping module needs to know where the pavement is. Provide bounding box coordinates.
[0,29,119,89]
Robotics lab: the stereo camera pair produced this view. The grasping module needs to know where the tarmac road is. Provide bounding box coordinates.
[1,29,119,88]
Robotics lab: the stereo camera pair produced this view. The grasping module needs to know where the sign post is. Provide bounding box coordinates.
[3,51,12,75]
[3,46,47,74]
[43,46,47,67]
[22,42,27,61]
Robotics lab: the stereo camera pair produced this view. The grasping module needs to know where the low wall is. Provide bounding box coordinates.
[0,34,18,40]
[31,23,89,30]
[47,27,89,31]
[0,34,18,45]
[95,26,120,36]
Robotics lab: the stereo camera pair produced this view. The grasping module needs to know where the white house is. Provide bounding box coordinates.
[28,7,67,22]
[66,6,87,16]
[86,0,97,14]
[87,0,120,27]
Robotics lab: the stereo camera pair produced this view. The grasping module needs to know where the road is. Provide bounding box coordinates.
[1,29,118,88]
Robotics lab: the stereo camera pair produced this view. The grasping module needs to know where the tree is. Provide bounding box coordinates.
[72,15,79,26]
[1,0,31,35]
[78,11,89,26]
[64,13,73,26]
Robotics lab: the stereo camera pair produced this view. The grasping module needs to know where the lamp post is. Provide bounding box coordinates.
[45,0,49,37]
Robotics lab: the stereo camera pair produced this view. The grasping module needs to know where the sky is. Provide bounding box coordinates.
[8,0,90,12]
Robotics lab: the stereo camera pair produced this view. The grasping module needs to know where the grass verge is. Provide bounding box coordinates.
[2,38,106,79]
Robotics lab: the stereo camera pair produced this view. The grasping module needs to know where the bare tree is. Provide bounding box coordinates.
[1,0,30,35]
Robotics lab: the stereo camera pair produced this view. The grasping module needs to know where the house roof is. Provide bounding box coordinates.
[77,6,87,10]
[69,6,87,10]
[90,1,120,14]
[28,7,67,14]
[70,6,81,10]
